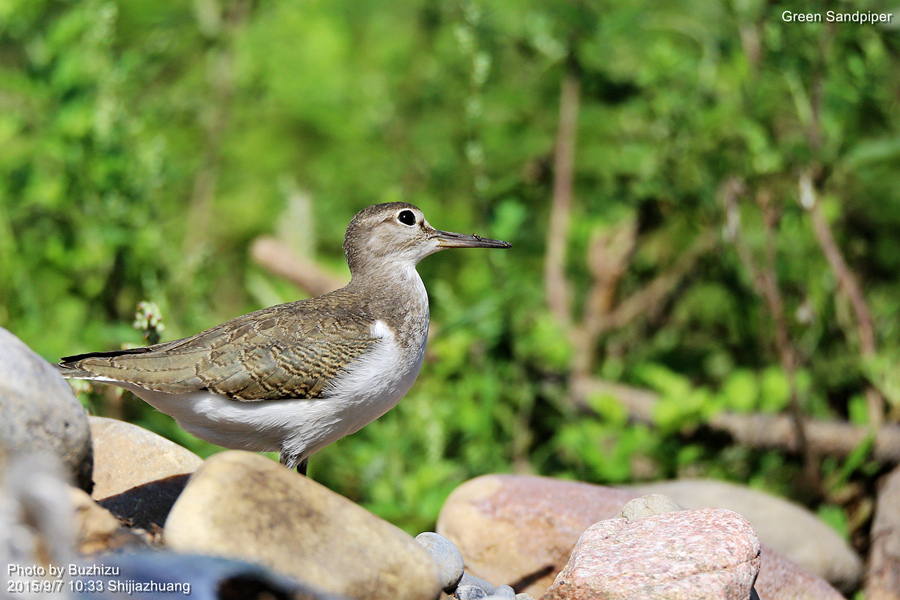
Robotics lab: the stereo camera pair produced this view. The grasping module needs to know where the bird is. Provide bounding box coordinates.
[56,202,510,475]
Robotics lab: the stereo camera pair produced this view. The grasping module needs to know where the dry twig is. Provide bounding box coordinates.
[799,173,884,427]
[571,377,900,463]
[543,70,581,325]
[250,236,346,297]
[721,178,816,483]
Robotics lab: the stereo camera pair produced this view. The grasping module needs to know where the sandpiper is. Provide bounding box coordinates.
[56,203,510,474]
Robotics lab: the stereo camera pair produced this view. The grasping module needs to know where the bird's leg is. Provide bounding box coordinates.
[279,452,308,476]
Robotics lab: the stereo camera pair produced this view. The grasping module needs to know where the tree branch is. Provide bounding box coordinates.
[571,377,900,463]
[543,69,580,325]
[722,178,815,483]
[799,172,883,427]
[250,236,347,297]
[571,219,637,378]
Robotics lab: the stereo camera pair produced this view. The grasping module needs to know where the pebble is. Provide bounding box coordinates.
[455,584,487,600]
[416,531,466,591]
[617,494,682,521]
[492,584,516,598]
[458,571,496,596]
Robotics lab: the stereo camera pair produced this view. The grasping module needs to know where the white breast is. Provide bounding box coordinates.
[318,318,427,437]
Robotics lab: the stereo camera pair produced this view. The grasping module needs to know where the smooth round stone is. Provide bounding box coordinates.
[165,451,441,600]
[459,572,495,596]
[90,417,203,529]
[437,474,639,597]
[416,532,465,591]
[617,494,682,520]
[455,585,487,600]
[515,595,536,600]
[481,584,517,600]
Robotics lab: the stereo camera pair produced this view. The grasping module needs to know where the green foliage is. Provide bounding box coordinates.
[2,0,899,541]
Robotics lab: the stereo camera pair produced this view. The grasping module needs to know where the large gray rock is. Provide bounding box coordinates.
[90,416,202,528]
[629,478,862,591]
[542,508,761,600]
[0,327,92,492]
[436,475,639,597]
[165,450,442,600]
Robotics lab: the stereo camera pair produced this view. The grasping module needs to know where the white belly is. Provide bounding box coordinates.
[121,319,426,466]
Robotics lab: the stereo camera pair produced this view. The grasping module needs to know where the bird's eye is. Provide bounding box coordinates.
[397,210,416,226]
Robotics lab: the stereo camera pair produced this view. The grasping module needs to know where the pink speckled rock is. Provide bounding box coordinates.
[436,475,641,596]
[756,545,845,600]
[541,508,760,600]
[629,478,860,591]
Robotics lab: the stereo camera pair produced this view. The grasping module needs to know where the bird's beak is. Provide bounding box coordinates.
[433,229,512,249]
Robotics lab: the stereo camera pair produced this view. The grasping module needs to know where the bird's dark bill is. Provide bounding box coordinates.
[434,230,511,249]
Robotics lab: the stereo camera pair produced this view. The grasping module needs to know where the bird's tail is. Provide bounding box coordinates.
[55,346,155,380]
[54,362,101,380]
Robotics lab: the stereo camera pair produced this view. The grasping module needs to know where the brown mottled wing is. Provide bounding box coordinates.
[58,297,377,401]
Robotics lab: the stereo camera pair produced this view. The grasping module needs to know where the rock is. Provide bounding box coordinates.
[1,452,76,569]
[73,551,349,599]
[89,416,203,528]
[2,448,148,576]
[542,508,760,600]
[867,463,900,600]
[492,584,516,598]
[0,327,92,492]
[436,474,639,597]
[165,450,441,600]
[459,572,496,596]
[628,478,861,591]
[69,487,147,555]
[456,585,487,600]
[755,544,845,599]
[617,494,682,520]
[416,532,466,591]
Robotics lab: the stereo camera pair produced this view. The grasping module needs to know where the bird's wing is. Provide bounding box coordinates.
[57,297,379,401]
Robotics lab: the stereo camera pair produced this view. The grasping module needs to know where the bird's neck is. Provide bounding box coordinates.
[345,260,430,350]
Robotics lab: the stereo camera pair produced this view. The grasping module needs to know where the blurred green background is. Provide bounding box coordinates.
[1,0,899,541]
